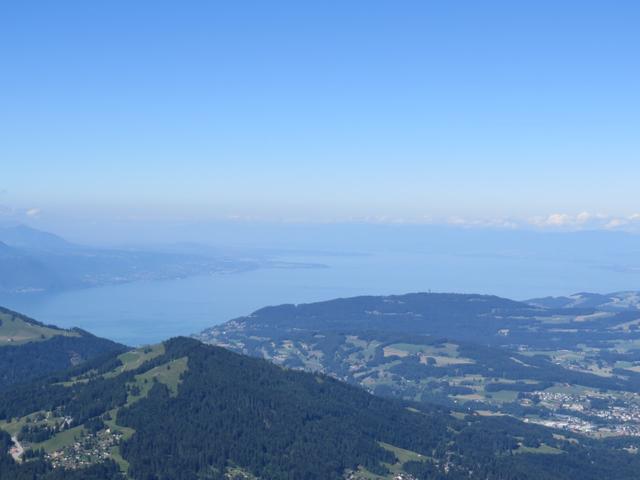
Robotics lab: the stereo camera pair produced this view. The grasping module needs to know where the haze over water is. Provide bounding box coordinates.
[3,248,638,346]
[2,2,640,347]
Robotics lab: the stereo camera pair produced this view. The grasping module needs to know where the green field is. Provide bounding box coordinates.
[31,425,85,453]
[514,443,564,455]
[0,312,77,346]
[105,410,135,475]
[353,442,427,479]
[0,416,30,437]
[126,356,188,405]
[103,343,166,379]
[383,342,475,367]
[63,343,167,386]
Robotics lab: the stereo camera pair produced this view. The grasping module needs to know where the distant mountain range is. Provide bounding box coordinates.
[0,225,315,295]
[0,225,76,251]
[0,240,63,293]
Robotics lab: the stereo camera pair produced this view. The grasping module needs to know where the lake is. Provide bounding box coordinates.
[1,251,638,345]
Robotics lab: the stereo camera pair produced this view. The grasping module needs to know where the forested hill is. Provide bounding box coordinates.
[201,292,640,346]
[527,291,640,311]
[197,291,640,439]
[2,337,640,479]
[0,306,125,390]
[238,293,530,340]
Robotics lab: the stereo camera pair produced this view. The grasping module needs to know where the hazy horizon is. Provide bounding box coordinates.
[2,1,639,233]
[1,1,639,340]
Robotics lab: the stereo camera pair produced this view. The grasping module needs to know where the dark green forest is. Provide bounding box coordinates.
[0,306,125,391]
[2,337,640,479]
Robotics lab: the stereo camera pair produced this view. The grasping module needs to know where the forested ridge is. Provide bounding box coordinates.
[2,337,640,479]
[0,306,126,390]
[196,292,640,434]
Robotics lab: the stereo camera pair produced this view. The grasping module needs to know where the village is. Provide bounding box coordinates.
[521,390,640,436]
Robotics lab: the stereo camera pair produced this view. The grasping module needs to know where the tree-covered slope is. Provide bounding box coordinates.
[2,337,640,479]
[227,293,530,342]
[527,291,640,311]
[0,306,125,390]
[196,292,640,438]
[199,292,640,348]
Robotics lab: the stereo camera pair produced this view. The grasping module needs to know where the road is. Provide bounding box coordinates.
[10,435,24,462]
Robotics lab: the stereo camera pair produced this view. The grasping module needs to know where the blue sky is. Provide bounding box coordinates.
[1,1,639,232]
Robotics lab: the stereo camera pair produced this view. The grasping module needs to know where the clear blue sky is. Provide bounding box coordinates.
[1,1,639,230]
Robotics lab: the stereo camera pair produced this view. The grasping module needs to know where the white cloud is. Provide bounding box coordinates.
[575,211,593,224]
[445,216,518,229]
[25,208,42,218]
[547,213,572,227]
[604,218,627,229]
[603,214,640,230]
[527,212,640,232]
[529,213,574,228]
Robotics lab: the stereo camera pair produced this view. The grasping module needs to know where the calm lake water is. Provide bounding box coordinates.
[2,252,638,346]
